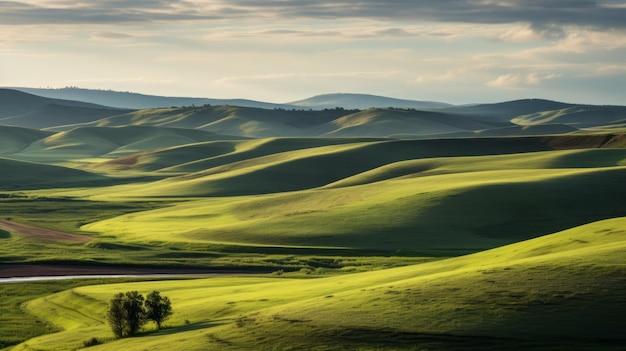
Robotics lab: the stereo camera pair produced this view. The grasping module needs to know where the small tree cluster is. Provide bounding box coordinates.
[106,290,172,338]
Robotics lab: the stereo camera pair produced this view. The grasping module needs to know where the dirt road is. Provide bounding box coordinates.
[0,219,92,243]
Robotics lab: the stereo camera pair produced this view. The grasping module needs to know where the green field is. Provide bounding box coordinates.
[1,92,626,350]
[6,217,626,350]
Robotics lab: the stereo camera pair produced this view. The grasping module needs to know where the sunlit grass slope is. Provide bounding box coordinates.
[12,125,240,162]
[85,105,349,137]
[89,133,626,178]
[322,108,508,137]
[474,123,578,136]
[512,105,626,127]
[19,217,626,350]
[89,137,568,198]
[0,157,109,190]
[91,137,379,174]
[326,148,626,188]
[82,156,626,252]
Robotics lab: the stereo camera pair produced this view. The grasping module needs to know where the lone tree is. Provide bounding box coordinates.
[106,291,173,338]
[144,291,173,329]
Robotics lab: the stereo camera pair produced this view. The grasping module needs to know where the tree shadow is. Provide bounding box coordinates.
[136,321,224,337]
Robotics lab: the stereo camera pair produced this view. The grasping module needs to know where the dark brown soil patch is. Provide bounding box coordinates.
[0,219,92,243]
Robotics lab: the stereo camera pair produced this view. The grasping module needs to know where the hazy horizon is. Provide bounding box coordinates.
[2,1,625,105]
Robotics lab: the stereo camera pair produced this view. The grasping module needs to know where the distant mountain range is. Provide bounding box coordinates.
[1,88,625,139]
[10,87,451,110]
[288,93,452,110]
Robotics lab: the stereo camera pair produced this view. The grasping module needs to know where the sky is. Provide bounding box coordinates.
[1,1,625,105]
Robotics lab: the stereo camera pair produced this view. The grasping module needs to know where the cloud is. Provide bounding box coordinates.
[91,31,133,40]
[217,71,397,85]
[2,0,626,30]
[487,72,560,88]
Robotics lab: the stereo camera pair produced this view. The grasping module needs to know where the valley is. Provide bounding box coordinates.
[1,88,625,350]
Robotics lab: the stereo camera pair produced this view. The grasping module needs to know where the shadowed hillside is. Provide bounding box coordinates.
[76,105,354,137]
[442,99,575,121]
[10,87,300,109]
[320,108,509,137]
[12,125,244,162]
[0,158,110,189]
[92,137,381,173]
[512,105,626,127]
[82,150,626,254]
[4,89,622,138]
[92,137,559,197]
[62,105,520,138]
[0,126,53,154]
[0,89,132,129]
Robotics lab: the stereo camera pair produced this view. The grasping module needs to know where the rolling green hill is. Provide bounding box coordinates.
[3,89,625,138]
[64,105,521,138]
[11,125,243,162]
[79,106,350,137]
[512,105,626,127]
[0,158,109,190]
[16,216,626,350]
[85,135,625,197]
[2,92,626,350]
[89,137,559,197]
[442,99,575,121]
[80,148,626,254]
[91,137,380,174]
[0,89,132,129]
[0,125,52,155]
[321,108,508,137]
[474,123,578,136]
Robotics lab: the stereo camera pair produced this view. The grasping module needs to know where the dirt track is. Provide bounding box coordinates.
[0,219,92,243]
[0,220,266,279]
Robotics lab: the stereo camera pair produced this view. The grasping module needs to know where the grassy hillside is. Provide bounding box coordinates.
[0,89,115,117]
[474,123,578,136]
[11,125,242,163]
[0,158,110,190]
[84,135,626,198]
[66,105,522,138]
[321,108,508,137]
[80,149,626,253]
[0,89,132,129]
[441,99,575,121]
[0,125,52,155]
[16,216,626,350]
[2,104,133,129]
[91,137,379,174]
[85,137,562,197]
[15,132,622,177]
[83,106,351,137]
[512,105,626,127]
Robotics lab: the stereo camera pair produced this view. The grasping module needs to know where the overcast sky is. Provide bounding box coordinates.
[1,0,625,104]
